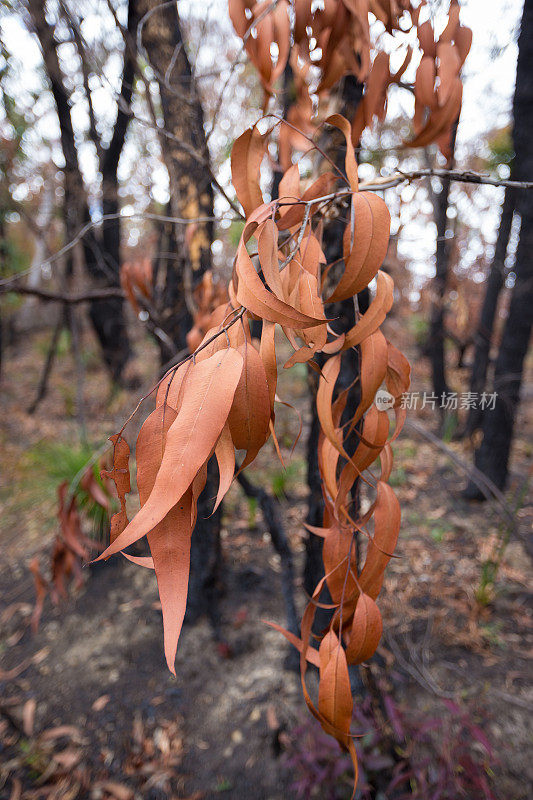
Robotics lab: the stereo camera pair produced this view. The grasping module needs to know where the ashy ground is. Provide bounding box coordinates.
[1,313,531,799]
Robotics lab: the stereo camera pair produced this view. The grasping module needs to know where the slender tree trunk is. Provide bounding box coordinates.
[26,0,131,383]
[90,0,139,382]
[271,61,294,201]
[304,76,363,614]
[427,126,457,404]
[465,0,533,496]
[139,0,220,623]
[139,0,214,361]
[465,186,517,437]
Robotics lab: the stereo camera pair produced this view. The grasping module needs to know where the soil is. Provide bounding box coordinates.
[0,312,532,800]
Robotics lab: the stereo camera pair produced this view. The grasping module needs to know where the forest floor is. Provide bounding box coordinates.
[0,309,532,800]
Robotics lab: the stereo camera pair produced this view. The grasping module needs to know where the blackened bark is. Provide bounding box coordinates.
[465,186,517,436]
[304,76,363,621]
[427,126,457,403]
[139,0,214,357]
[271,61,295,200]
[237,472,299,639]
[185,464,223,626]
[26,0,132,382]
[89,0,140,382]
[465,0,533,496]
[139,0,220,620]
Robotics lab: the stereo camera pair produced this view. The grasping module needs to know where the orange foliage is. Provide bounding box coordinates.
[99,0,472,792]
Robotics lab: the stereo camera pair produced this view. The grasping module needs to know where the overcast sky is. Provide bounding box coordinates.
[0,0,526,284]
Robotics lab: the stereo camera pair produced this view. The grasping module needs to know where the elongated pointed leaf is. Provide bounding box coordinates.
[318,632,353,748]
[231,126,267,216]
[235,241,325,328]
[359,481,401,599]
[96,349,243,561]
[345,592,383,664]
[228,340,271,468]
[214,422,235,512]
[342,271,394,349]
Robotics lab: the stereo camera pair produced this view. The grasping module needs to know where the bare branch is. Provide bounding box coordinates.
[366,168,533,191]
[0,285,125,303]
[59,0,103,163]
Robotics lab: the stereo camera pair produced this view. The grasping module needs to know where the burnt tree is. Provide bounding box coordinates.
[426,126,458,406]
[138,0,214,363]
[465,185,517,437]
[26,0,135,383]
[465,0,533,495]
[304,76,364,612]
[138,0,220,623]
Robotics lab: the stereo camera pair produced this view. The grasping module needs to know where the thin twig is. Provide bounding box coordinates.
[0,211,226,289]
[2,166,529,291]
[27,308,65,414]
[117,306,247,437]
[206,0,280,143]
[237,471,299,639]
[404,417,516,528]
[368,168,533,191]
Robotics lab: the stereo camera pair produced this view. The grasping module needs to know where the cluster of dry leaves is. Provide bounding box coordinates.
[119,259,152,316]
[99,113,407,790]
[29,471,113,635]
[96,0,471,793]
[1,696,195,800]
[230,0,471,163]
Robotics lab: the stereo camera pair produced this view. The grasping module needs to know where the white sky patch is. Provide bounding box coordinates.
[0,0,524,284]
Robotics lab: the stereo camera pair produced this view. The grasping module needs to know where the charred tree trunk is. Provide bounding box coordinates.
[91,1,139,382]
[464,185,517,437]
[271,61,295,201]
[304,76,363,617]
[139,0,220,623]
[26,0,132,383]
[139,0,214,362]
[426,126,457,405]
[465,0,533,496]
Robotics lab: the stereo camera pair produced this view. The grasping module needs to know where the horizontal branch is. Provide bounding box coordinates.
[1,168,528,293]
[0,211,229,289]
[0,284,125,303]
[363,168,533,191]
[117,306,247,436]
